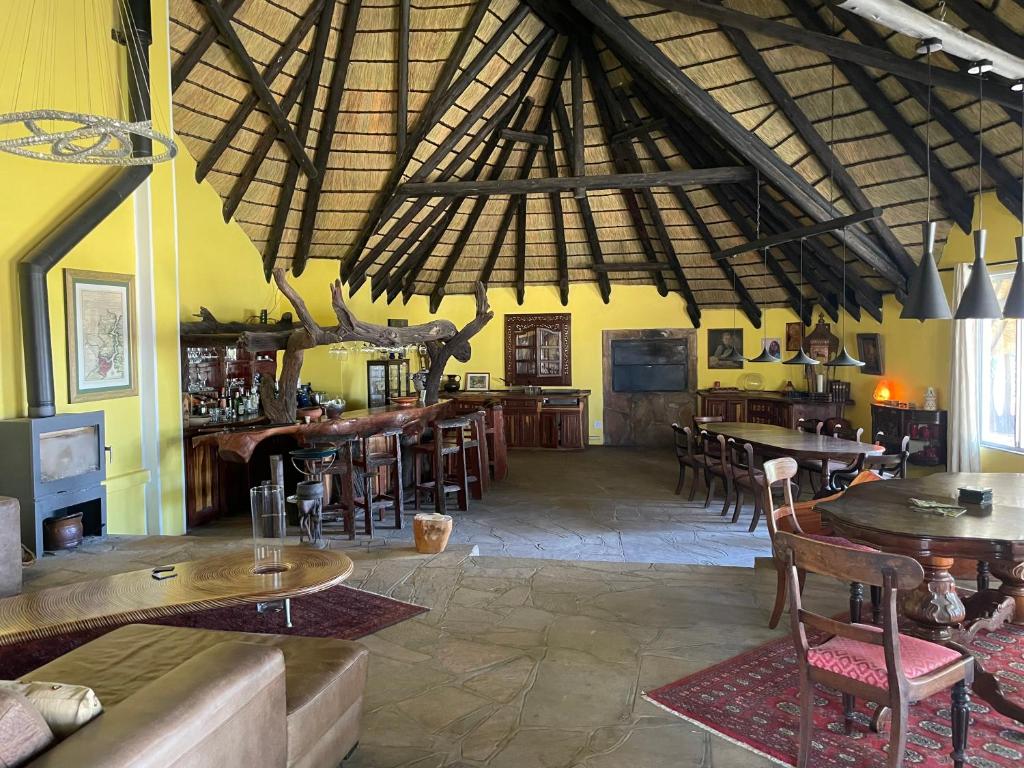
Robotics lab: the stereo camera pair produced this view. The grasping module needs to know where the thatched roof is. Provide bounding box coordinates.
[168,0,1024,325]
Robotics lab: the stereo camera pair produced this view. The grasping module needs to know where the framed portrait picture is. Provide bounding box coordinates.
[785,322,804,351]
[708,328,743,369]
[64,269,138,403]
[465,372,490,391]
[856,333,884,375]
[765,338,782,359]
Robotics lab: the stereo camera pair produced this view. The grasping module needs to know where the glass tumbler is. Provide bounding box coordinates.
[250,484,287,574]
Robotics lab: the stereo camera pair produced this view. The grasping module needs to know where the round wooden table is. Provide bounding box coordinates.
[0,547,354,645]
[819,472,1024,724]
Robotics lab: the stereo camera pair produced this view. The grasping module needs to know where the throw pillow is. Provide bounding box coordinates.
[0,688,54,767]
[0,681,102,739]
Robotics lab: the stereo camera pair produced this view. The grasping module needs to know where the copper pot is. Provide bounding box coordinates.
[43,512,84,552]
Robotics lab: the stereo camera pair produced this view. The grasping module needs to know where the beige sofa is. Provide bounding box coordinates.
[19,623,368,768]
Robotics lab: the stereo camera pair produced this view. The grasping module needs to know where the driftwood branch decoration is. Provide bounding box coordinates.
[259,270,493,422]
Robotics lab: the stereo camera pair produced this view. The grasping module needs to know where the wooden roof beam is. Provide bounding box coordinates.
[429,97,539,313]
[941,0,1024,60]
[574,0,908,290]
[712,208,882,260]
[835,8,1022,226]
[636,0,1022,113]
[260,0,336,279]
[397,166,753,198]
[581,37,669,297]
[721,26,915,276]
[396,0,410,158]
[196,0,324,183]
[501,129,549,145]
[195,0,317,178]
[172,0,245,91]
[610,117,667,143]
[222,61,311,223]
[291,0,363,276]
[553,96,612,303]
[784,1,973,234]
[339,0,491,281]
[542,117,570,305]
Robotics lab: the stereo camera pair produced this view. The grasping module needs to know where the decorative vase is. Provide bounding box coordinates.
[325,399,346,419]
[923,387,938,411]
[413,513,453,554]
[43,511,83,552]
[443,374,461,393]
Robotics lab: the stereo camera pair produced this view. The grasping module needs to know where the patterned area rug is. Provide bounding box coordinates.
[646,624,1024,767]
[0,584,426,680]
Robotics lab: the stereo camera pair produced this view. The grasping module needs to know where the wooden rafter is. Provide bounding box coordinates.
[397,166,754,198]
[195,0,316,178]
[173,0,245,91]
[835,8,1022,226]
[430,98,539,313]
[785,1,973,234]
[338,2,501,281]
[712,209,882,260]
[261,0,336,279]
[291,0,363,276]
[721,25,914,276]
[573,0,908,290]
[396,0,410,158]
[554,95,612,303]
[501,129,548,145]
[941,0,1024,60]
[370,199,453,300]
[541,117,571,305]
[196,0,323,183]
[580,36,668,297]
[637,0,1023,113]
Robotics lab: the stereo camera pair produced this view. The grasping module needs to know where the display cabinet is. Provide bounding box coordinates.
[367,358,411,408]
[871,403,947,467]
[504,313,572,386]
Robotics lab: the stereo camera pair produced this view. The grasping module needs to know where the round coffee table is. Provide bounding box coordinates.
[0,547,354,645]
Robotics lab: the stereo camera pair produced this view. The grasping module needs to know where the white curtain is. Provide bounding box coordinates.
[948,263,981,472]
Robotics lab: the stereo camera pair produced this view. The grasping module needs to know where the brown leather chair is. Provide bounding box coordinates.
[20,623,368,768]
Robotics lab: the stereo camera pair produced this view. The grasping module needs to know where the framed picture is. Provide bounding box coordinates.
[766,338,782,358]
[64,269,138,403]
[465,372,490,391]
[856,333,884,375]
[785,322,804,351]
[708,328,743,369]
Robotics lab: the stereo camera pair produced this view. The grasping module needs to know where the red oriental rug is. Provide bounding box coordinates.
[645,624,1024,767]
[0,584,426,680]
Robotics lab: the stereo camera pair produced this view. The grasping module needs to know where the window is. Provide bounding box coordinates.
[979,268,1022,452]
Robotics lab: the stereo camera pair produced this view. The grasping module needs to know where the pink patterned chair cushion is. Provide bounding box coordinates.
[804,533,876,553]
[807,624,961,688]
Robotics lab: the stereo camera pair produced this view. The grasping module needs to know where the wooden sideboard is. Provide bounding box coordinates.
[454,391,589,450]
[871,403,948,467]
[697,390,848,429]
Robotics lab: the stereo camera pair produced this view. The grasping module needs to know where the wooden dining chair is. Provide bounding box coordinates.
[671,423,706,500]
[701,431,733,516]
[774,531,974,768]
[830,435,910,490]
[761,458,882,629]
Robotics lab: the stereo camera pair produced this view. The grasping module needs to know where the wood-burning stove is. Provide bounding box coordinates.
[0,412,107,557]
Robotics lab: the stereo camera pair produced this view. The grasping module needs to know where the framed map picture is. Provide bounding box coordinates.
[64,269,138,403]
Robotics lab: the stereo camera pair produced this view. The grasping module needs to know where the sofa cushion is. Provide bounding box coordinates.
[0,688,54,767]
[0,681,102,739]
[23,623,368,766]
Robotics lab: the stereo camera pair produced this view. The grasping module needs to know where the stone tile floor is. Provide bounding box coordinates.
[20,448,854,767]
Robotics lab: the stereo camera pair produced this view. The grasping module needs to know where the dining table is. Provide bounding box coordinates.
[819,472,1024,724]
[703,422,884,493]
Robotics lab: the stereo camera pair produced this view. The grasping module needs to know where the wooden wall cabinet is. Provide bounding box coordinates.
[504,313,571,386]
[455,392,587,450]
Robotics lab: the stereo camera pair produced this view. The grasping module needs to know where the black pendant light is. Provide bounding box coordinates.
[901,39,951,321]
[1003,82,1024,319]
[750,177,780,363]
[784,238,819,366]
[826,227,865,367]
[954,61,1003,320]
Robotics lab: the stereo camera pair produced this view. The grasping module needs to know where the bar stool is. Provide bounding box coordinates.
[485,404,508,481]
[412,417,470,514]
[463,410,489,499]
[313,435,360,540]
[353,428,405,535]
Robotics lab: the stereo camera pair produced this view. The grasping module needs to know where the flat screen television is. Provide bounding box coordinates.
[611,339,689,392]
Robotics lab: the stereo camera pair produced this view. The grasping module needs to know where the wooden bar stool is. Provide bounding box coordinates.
[412,418,470,514]
[463,410,489,500]
[486,404,508,481]
[353,428,405,535]
[313,435,360,540]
